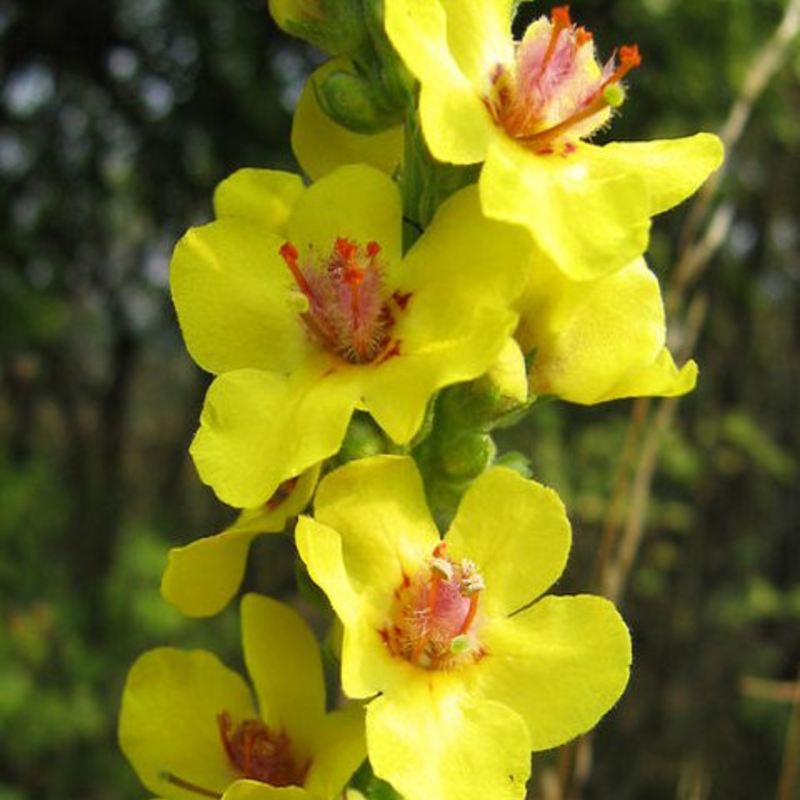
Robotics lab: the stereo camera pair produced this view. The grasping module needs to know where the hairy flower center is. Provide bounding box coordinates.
[218,712,308,787]
[485,5,641,152]
[280,236,408,364]
[380,543,485,670]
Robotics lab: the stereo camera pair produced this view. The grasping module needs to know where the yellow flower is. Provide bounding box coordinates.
[385,0,723,280]
[119,594,365,800]
[296,456,631,800]
[517,257,697,404]
[292,60,403,181]
[161,466,320,618]
[171,164,529,508]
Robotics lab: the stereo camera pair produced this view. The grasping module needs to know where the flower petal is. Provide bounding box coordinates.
[518,257,696,404]
[363,186,528,443]
[304,704,367,800]
[603,348,697,402]
[480,595,631,751]
[296,457,440,698]
[384,0,494,164]
[214,169,306,236]
[161,528,260,619]
[296,514,399,698]
[437,0,516,83]
[309,455,439,594]
[367,682,532,800]
[161,466,320,618]
[292,61,403,181]
[223,781,313,800]
[171,218,311,375]
[240,595,325,752]
[190,366,361,508]
[445,467,571,617]
[287,164,402,263]
[481,137,651,280]
[583,133,724,216]
[119,648,254,799]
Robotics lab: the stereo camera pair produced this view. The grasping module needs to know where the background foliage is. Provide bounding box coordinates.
[1,1,798,798]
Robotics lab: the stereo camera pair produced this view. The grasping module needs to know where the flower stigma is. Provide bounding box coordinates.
[381,543,486,670]
[485,5,641,153]
[280,237,409,364]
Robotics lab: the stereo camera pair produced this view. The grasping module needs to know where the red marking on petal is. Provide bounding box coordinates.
[392,290,413,310]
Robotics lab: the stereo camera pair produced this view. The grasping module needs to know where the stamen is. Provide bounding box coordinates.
[538,6,572,79]
[519,41,641,151]
[280,237,400,365]
[598,44,642,94]
[162,772,221,799]
[457,594,480,636]
[279,242,313,297]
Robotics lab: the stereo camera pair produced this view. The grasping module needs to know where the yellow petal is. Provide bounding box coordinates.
[288,164,402,263]
[240,595,325,754]
[384,0,493,164]
[296,457,440,698]
[119,648,254,799]
[363,185,528,442]
[519,258,696,404]
[445,467,571,617]
[304,704,366,800]
[296,514,409,699]
[161,528,260,619]
[310,455,439,595]
[170,218,311,375]
[161,466,320,618]
[367,682,532,800]
[214,169,306,236]
[190,366,361,508]
[292,61,402,181]
[437,0,515,84]
[223,781,313,800]
[480,595,632,751]
[583,133,724,216]
[603,349,698,402]
[481,137,651,280]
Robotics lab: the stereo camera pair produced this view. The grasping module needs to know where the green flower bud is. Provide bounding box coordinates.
[440,432,496,481]
[314,68,403,134]
[337,412,389,463]
[268,0,370,60]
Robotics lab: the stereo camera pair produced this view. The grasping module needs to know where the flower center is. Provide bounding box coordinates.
[159,714,308,798]
[280,237,408,365]
[380,543,485,670]
[485,5,641,153]
[218,712,308,787]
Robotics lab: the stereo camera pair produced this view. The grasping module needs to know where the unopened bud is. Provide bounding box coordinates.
[315,69,402,134]
[268,0,370,60]
[337,412,388,462]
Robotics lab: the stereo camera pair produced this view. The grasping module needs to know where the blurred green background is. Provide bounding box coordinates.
[0,0,798,798]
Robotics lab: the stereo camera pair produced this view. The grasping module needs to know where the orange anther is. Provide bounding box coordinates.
[599,43,642,93]
[334,237,359,262]
[279,241,299,268]
[620,44,642,67]
[279,240,313,297]
[550,5,572,28]
[366,240,381,258]
[539,6,573,80]
[575,26,593,47]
